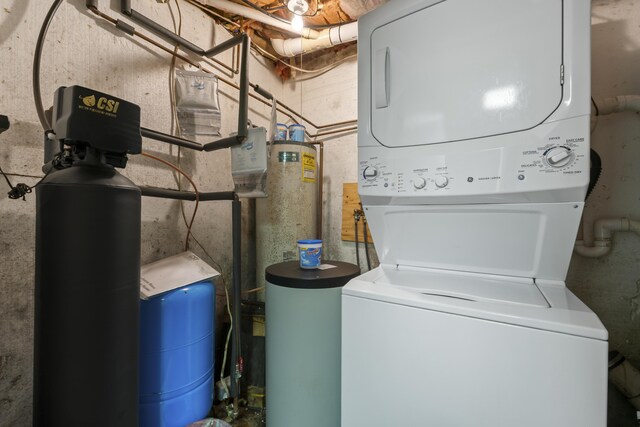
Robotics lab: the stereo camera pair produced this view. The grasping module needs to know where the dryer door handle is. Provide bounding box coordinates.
[374,47,391,109]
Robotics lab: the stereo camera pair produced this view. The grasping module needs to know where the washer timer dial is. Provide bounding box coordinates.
[363,166,379,180]
[434,176,449,188]
[543,146,574,168]
[413,177,427,189]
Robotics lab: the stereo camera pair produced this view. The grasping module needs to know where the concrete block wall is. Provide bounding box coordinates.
[0,1,286,425]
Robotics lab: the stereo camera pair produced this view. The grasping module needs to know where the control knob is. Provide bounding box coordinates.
[544,146,574,168]
[363,166,379,180]
[413,177,427,189]
[435,176,449,188]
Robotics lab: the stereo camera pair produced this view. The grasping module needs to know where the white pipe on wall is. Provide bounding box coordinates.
[596,95,640,115]
[271,22,358,57]
[592,94,640,133]
[202,0,321,38]
[574,218,640,258]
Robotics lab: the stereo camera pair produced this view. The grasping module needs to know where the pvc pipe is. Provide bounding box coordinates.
[271,22,358,57]
[574,240,611,258]
[595,95,640,115]
[609,351,640,410]
[574,218,640,258]
[594,218,630,240]
[203,0,320,38]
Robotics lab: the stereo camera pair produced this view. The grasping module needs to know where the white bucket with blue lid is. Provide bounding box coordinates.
[276,123,288,141]
[288,124,306,142]
[297,239,322,269]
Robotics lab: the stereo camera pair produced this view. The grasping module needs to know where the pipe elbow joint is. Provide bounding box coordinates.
[629,220,640,236]
[594,218,630,240]
[574,240,611,258]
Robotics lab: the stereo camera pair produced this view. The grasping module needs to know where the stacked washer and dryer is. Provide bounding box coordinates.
[342,0,608,426]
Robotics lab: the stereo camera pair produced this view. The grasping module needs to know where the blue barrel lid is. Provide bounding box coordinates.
[298,239,322,244]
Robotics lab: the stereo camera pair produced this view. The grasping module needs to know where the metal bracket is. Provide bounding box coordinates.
[121,0,236,58]
[138,34,251,152]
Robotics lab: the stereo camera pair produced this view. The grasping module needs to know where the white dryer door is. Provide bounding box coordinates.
[370,0,563,148]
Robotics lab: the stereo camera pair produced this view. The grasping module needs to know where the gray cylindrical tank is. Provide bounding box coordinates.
[34,152,140,426]
[265,261,360,427]
[256,142,317,300]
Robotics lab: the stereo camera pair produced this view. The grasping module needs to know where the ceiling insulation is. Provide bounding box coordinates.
[191,0,387,76]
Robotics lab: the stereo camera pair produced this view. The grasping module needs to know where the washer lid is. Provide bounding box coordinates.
[344,267,608,341]
[374,267,549,308]
[369,0,563,148]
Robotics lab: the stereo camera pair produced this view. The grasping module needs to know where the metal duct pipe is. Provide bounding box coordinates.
[271,22,358,57]
[202,0,320,38]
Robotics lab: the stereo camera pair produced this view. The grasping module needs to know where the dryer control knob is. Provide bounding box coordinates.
[435,176,449,188]
[544,146,573,168]
[363,166,379,180]
[413,177,427,189]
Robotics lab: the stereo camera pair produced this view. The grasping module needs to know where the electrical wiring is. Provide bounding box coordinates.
[237,0,354,28]
[86,3,357,132]
[0,153,61,201]
[140,151,200,252]
[168,0,235,401]
[219,284,233,399]
[184,0,242,28]
[0,164,33,200]
[250,40,357,74]
[34,0,63,131]
[142,147,235,402]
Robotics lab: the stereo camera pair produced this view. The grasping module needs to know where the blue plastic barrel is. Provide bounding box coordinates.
[139,280,215,427]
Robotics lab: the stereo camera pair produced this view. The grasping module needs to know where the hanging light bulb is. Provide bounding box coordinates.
[291,14,304,31]
[287,0,309,15]
[287,0,308,31]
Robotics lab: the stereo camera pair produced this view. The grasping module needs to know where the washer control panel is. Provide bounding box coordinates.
[359,123,588,198]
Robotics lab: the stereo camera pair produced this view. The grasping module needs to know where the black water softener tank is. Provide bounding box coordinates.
[34,86,142,426]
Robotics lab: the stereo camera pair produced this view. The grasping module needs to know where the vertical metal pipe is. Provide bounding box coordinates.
[237,35,250,139]
[231,198,242,399]
[317,142,324,239]
[121,0,131,14]
[311,141,324,240]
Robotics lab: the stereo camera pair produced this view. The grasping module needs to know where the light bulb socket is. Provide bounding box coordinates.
[287,0,309,15]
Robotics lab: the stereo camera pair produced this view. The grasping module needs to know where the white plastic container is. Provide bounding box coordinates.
[288,124,306,142]
[276,123,288,141]
[297,239,322,269]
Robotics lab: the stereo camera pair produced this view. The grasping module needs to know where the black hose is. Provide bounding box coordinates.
[363,219,371,271]
[33,0,63,131]
[354,217,360,269]
[586,149,602,200]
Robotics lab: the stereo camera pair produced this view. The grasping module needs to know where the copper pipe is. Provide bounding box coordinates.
[308,126,358,139]
[87,4,358,134]
[276,102,357,130]
[87,5,298,123]
[310,141,324,240]
[184,0,242,29]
